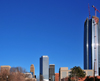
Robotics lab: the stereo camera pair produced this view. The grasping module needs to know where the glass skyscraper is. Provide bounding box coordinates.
[40,56,49,81]
[84,16,100,76]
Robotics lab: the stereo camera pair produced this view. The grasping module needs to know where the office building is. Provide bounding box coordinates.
[40,56,49,81]
[84,16,100,76]
[49,64,55,81]
[0,65,11,73]
[30,64,35,76]
[59,67,68,81]
[84,70,94,76]
[59,67,93,81]
[55,73,59,81]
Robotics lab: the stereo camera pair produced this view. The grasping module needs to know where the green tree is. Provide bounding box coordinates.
[70,66,86,81]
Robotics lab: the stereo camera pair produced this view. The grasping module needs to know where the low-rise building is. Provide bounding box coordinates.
[55,73,59,81]
[59,67,94,81]
[59,67,68,81]
[24,73,33,78]
[24,72,37,81]
[84,70,94,76]
[0,65,11,73]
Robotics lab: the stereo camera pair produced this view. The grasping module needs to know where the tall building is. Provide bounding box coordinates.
[84,16,100,76]
[49,64,55,81]
[30,64,35,76]
[40,56,49,81]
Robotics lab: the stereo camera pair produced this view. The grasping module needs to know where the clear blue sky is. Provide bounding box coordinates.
[0,0,100,77]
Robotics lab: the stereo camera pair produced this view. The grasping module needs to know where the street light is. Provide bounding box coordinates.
[7,76,8,81]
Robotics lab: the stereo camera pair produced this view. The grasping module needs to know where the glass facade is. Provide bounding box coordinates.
[40,56,49,81]
[84,16,100,76]
[84,18,92,69]
[84,18,89,69]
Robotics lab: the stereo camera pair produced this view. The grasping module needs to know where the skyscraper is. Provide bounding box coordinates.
[49,64,55,81]
[84,16,100,76]
[40,56,49,81]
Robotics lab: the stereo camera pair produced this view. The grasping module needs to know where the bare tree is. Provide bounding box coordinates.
[0,66,27,81]
[0,69,10,81]
[10,67,27,73]
[14,72,25,81]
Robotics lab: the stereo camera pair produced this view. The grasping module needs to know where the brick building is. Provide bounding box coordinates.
[55,73,59,81]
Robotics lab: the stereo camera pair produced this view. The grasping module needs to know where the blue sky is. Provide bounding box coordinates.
[0,0,100,77]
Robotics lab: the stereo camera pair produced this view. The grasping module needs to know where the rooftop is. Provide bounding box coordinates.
[42,55,48,57]
[1,65,11,68]
[49,64,55,65]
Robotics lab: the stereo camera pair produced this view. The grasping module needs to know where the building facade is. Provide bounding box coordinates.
[59,67,68,81]
[30,64,35,77]
[40,56,49,81]
[49,64,55,81]
[84,16,100,76]
[0,65,11,73]
[59,67,94,81]
[24,73,33,78]
[55,73,59,81]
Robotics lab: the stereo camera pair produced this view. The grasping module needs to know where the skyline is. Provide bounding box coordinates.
[0,0,100,77]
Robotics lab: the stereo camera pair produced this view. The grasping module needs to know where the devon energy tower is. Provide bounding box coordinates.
[84,16,100,76]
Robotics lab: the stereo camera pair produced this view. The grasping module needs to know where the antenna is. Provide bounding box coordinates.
[88,3,91,19]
